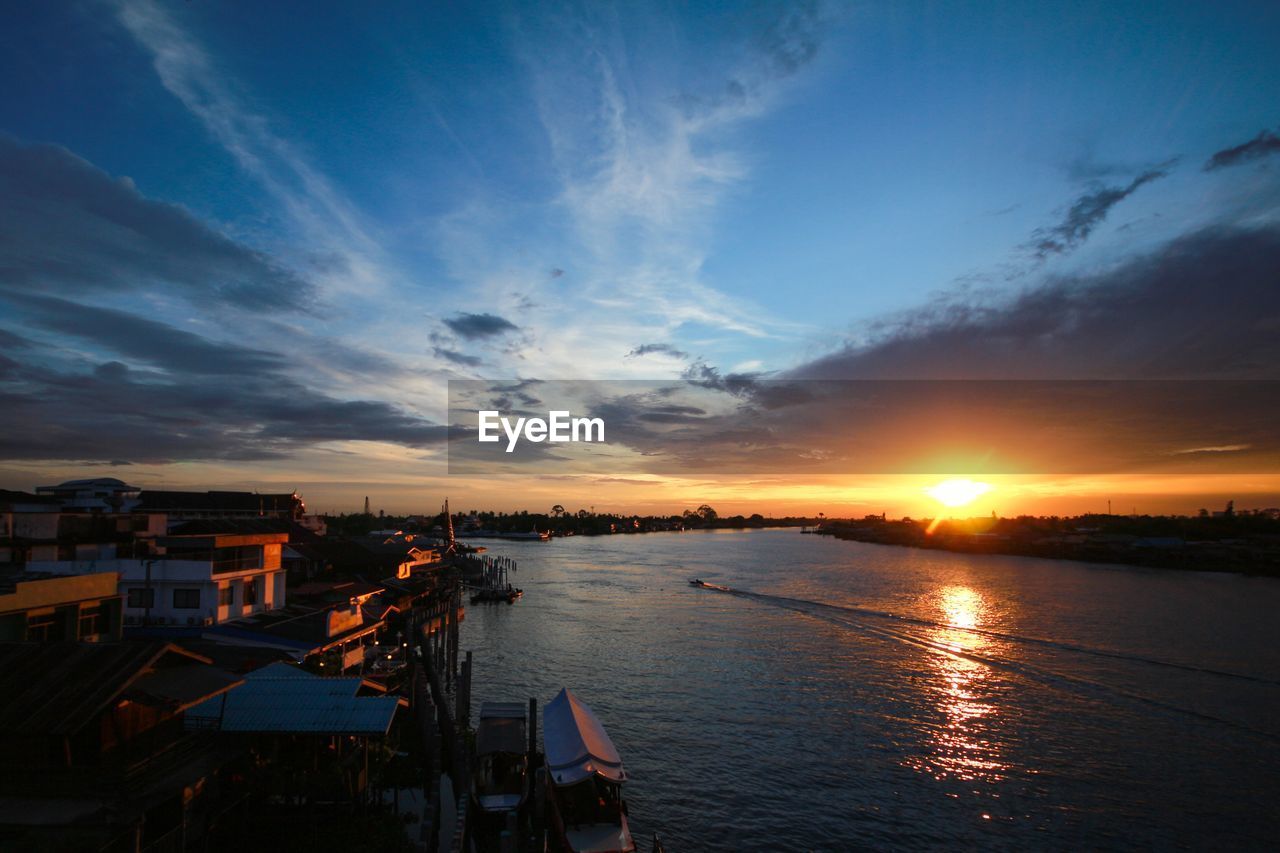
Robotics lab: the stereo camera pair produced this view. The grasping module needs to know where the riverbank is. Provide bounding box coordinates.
[809,514,1280,576]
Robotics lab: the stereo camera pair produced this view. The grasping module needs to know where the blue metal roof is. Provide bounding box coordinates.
[186,666,399,735]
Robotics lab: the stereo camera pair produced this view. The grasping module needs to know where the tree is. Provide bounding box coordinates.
[552,504,565,518]
[697,504,718,523]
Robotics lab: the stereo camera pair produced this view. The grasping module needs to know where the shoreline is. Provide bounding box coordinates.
[809,522,1280,577]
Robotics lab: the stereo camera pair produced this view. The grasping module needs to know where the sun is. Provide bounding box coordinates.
[926,478,992,508]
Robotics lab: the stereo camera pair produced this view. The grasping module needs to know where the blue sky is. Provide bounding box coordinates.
[2,1,1279,511]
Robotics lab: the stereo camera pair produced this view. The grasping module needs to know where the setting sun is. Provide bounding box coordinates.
[926,479,992,507]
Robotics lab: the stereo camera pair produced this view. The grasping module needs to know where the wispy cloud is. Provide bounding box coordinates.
[626,343,689,359]
[431,3,832,375]
[1171,444,1252,455]
[1204,128,1280,171]
[432,346,483,367]
[114,0,390,298]
[1027,166,1172,260]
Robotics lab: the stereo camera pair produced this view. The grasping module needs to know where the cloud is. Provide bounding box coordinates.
[1,291,286,376]
[0,136,314,311]
[114,0,389,298]
[432,346,483,367]
[0,328,32,350]
[1171,444,1251,455]
[1204,129,1280,171]
[757,0,823,77]
[0,337,447,464]
[1027,166,1171,259]
[792,224,1280,380]
[626,343,689,359]
[443,312,520,340]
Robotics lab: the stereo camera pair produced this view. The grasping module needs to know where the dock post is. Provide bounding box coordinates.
[456,650,472,729]
[528,696,537,758]
[442,598,453,687]
[449,586,460,680]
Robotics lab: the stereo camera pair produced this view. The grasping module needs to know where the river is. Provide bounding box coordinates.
[457,528,1280,851]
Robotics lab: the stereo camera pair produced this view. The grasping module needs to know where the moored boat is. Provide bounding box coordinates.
[543,688,636,853]
[500,528,551,541]
[473,701,531,816]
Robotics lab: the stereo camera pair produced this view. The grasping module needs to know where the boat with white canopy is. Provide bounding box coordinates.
[542,688,636,853]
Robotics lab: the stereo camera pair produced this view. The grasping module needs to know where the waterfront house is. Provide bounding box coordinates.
[0,641,244,852]
[0,570,123,642]
[184,661,401,805]
[26,520,289,629]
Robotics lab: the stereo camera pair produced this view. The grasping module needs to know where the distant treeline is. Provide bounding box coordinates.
[810,508,1280,576]
[324,504,821,538]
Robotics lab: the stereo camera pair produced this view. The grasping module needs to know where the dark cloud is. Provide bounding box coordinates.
[0,135,314,311]
[1,291,285,376]
[1028,167,1171,259]
[682,361,760,396]
[442,312,519,340]
[0,328,32,350]
[0,350,447,464]
[1204,128,1280,171]
[447,227,1280,478]
[432,347,483,367]
[626,343,689,359]
[793,225,1280,381]
[0,304,446,464]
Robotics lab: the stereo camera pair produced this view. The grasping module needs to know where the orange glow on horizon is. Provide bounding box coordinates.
[926,478,993,508]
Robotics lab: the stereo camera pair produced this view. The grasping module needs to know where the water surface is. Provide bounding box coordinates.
[458,528,1280,851]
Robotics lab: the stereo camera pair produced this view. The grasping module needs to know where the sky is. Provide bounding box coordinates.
[1,0,1279,517]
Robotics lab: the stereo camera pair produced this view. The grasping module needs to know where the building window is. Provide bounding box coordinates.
[126,587,155,608]
[173,589,201,609]
[219,585,234,607]
[243,577,258,606]
[78,604,105,638]
[27,611,64,642]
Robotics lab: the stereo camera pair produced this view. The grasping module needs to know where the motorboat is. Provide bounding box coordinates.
[543,688,636,853]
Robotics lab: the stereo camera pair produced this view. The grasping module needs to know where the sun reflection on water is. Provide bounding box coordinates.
[903,585,1008,783]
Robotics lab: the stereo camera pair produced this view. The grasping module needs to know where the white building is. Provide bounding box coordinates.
[27,528,288,628]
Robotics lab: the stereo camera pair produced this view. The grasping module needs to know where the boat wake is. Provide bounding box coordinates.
[691,581,1280,743]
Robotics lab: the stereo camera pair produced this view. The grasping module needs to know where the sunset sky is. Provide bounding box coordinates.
[2,1,1278,517]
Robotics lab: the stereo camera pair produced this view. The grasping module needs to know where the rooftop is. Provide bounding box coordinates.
[186,663,399,735]
[0,642,240,735]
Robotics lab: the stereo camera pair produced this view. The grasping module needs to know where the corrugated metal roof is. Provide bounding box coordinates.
[246,661,313,679]
[188,666,399,735]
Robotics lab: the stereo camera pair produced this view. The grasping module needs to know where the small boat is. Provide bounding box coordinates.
[499,528,551,541]
[471,584,523,604]
[543,688,636,853]
[688,578,703,587]
[473,701,531,816]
